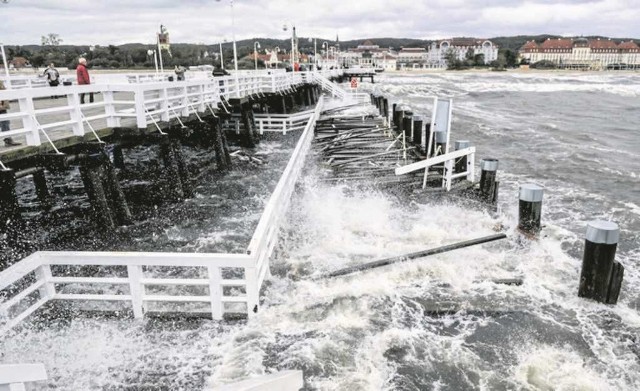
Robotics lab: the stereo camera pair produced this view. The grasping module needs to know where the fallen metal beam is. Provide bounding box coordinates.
[317,233,507,279]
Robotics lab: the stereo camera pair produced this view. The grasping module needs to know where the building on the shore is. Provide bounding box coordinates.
[427,38,499,68]
[395,38,498,69]
[335,40,397,70]
[519,38,640,70]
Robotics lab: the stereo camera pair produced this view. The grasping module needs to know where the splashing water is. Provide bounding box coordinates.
[2,72,640,390]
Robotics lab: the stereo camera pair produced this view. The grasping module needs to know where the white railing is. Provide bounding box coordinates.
[0,363,47,391]
[0,71,326,152]
[211,370,303,391]
[395,146,476,190]
[246,96,323,292]
[0,97,324,334]
[254,109,315,135]
[309,72,348,99]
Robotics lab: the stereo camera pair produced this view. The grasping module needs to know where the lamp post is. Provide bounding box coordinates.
[283,23,297,71]
[322,41,328,69]
[216,0,240,97]
[147,49,159,75]
[0,43,11,89]
[0,2,11,88]
[254,41,260,70]
[312,38,317,71]
[219,39,226,69]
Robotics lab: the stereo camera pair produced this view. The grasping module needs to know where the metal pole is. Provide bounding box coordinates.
[157,29,164,75]
[290,25,295,71]
[0,44,11,89]
[254,41,259,70]
[314,38,317,70]
[230,0,240,97]
[219,42,225,70]
[153,50,159,75]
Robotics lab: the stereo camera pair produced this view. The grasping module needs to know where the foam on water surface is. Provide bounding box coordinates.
[2,72,640,390]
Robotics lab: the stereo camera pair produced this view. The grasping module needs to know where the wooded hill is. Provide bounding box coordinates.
[5,35,638,70]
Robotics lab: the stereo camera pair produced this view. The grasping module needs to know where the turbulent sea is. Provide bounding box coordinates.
[1,71,640,390]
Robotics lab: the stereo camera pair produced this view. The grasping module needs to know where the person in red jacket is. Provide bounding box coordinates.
[76,57,93,104]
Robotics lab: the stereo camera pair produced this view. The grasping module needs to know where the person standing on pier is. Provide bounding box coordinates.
[0,80,20,147]
[76,58,94,104]
[42,63,61,99]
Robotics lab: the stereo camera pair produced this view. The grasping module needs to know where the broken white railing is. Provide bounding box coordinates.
[0,97,324,335]
[211,371,303,391]
[254,109,315,135]
[0,363,47,391]
[395,146,476,191]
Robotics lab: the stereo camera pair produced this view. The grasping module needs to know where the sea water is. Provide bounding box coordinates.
[1,71,639,390]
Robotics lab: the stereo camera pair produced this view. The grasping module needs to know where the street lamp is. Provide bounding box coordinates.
[218,38,227,69]
[309,37,317,71]
[254,41,260,70]
[1,1,11,88]
[322,41,329,67]
[216,0,240,97]
[147,49,159,75]
[283,23,297,71]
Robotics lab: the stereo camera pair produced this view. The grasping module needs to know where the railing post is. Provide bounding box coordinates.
[180,86,189,117]
[18,96,40,146]
[207,266,223,320]
[103,90,121,128]
[259,120,264,135]
[133,86,147,129]
[245,267,259,317]
[159,87,170,122]
[67,92,85,137]
[35,264,56,301]
[127,265,144,319]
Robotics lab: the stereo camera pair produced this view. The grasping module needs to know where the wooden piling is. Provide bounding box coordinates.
[518,183,543,235]
[103,161,133,225]
[79,162,116,230]
[479,158,498,202]
[0,168,22,235]
[159,139,185,201]
[32,170,53,211]
[578,220,624,304]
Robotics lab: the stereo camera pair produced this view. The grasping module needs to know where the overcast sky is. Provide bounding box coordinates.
[1,0,639,46]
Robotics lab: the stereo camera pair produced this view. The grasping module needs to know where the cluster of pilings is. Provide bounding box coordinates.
[0,82,321,269]
[371,92,627,306]
[512,183,625,305]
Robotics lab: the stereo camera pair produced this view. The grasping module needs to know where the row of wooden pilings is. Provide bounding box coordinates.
[369,92,625,306]
[0,83,322,268]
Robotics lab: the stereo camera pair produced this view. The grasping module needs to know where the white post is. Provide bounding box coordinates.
[207,266,223,320]
[219,42,225,70]
[0,44,11,89]
[103,91,120,128]
[157,33,164,75]
[230,0,240,98]
[67,92,85,137]
[18,97,40,146]
[35,265,55,301]
[127,265,144,319]
[245,267,259,318]
[159,87,169,122]
[133,86,147,129]
[153,50,159,75]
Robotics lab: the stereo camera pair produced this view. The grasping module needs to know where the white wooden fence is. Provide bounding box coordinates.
[0,97,324,334]
[0,363,47,391]
[0,71,325,153]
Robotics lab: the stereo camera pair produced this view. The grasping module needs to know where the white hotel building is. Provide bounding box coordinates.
[519,38,640,69]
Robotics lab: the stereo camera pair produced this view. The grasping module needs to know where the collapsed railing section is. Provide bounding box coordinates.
[0,97,324,334]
